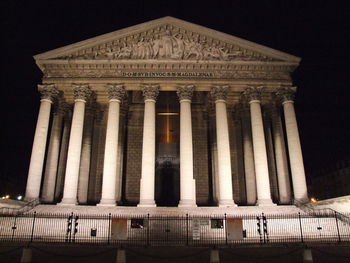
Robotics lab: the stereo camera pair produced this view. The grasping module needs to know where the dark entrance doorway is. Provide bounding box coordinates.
[155,92,180,206]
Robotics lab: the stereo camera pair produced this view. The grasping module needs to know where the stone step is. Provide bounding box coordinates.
[28,204,304,216]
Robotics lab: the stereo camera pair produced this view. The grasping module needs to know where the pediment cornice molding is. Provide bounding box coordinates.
[34,17,300,64]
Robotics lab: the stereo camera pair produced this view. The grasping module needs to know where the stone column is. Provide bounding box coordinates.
[116,104,127,202]
[243,87,274,206]
[241,103,257,205]
[59,84,92,205]
[211,86,236,207]
[209,107,220,203]
[41,102,64,203]
[277,87,308,202]
[54,104,71,201]
[77,104,95,204]
[263,108,279,202]
[99,84,125,206]
[25,84,59,201]
[271,103,292,204]
[138,84,159,207]
[177,85,197,207]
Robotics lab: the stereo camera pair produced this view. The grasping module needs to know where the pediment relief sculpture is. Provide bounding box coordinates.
[56,24,279,62]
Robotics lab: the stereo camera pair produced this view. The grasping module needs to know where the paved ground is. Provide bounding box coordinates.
[1,243,350,263]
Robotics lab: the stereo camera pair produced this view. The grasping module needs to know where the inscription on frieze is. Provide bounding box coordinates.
[121,72,214,78]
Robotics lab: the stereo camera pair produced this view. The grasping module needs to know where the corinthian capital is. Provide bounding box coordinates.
[72,84,92,101]
[177,84,194,101]
[210,85,229,101]
[38,84,59,101]
[141,84,159,101]
[243,86,263,102]
[276,86,297,103]
[106,84,126,101]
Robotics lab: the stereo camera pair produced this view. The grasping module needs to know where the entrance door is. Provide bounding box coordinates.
[155,92,180,206]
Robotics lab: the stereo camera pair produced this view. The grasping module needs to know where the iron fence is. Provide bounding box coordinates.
[0,212,349,246]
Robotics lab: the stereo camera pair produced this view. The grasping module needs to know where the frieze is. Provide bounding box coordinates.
[42,69,290,81]
[56,24,278,62]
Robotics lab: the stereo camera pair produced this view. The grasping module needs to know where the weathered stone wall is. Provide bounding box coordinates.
[192,104,210,205]
[124,104,144,204]
[88,105,107,203]
[263,105,279,203]
[228,105,245,204]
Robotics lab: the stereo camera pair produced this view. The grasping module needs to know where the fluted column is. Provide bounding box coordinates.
[241,103,257,205]
[211,86,236,207]
[77,105,95,204]
[54,104,71,201]
[99,84,125,206]
[277,87,308,202]
[243,87,274,206]
[25,84,59,201]
[271,103,292,204]
[177,85,197,207]
[41,102,65,203]
[59,84,92,205]
[138,84,159,207]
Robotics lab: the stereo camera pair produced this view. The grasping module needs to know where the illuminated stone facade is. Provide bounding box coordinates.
[25,17,308,206]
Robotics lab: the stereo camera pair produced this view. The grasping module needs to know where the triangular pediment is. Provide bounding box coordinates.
[34,16,300,63]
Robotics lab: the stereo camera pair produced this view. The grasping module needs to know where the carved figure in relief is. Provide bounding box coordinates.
[59,26,272,62]
[159,30,174,58]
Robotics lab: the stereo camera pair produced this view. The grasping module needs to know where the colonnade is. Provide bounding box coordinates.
[25,83,309,206]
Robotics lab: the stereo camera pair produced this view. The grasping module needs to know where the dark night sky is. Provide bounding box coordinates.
[1,1,350,196]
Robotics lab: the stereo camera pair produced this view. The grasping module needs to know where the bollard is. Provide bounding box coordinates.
[20,248,32,263]
[210,249,220,263]
[116,248,126,263]
[303,248,313,263]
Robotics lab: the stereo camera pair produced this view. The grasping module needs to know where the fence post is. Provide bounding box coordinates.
[224,213,228,246]
[147,213,150,247]
[186,213,189,246]
[334,211,341,243]
[11,215,17,241]
[30,212,36,243]
[256,216,262,243]
[108,213,111,244]
[298,212,304,243]
[262,213,266,244]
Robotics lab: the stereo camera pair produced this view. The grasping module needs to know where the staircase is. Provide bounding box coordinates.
[0,199,39,215]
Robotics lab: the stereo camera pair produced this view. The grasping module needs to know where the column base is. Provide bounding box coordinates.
[178,199,197,208]
[218,199,237,207]
[41,197,55,204]
[57,198,77,206]
[293,197,309,205]
[24,196,39,202]
[257,198,276,206]
[97,199,117,206]
[137,199,156,207]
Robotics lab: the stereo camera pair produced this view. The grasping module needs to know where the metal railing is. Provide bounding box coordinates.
[0,212,349,246]
[0,199,39,215]
[294,199,350,225]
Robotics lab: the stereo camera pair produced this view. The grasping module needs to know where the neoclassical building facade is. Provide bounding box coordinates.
[24,17,308,207]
